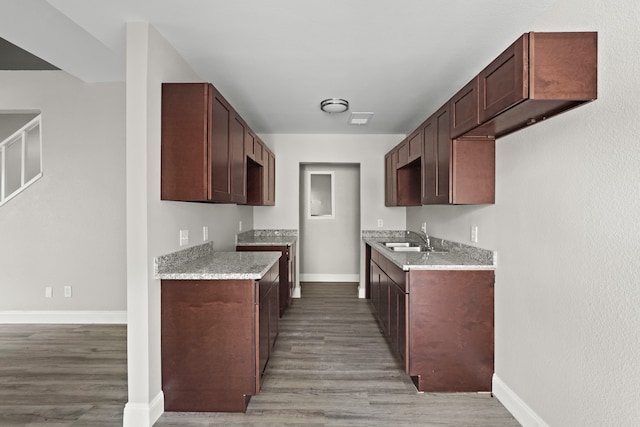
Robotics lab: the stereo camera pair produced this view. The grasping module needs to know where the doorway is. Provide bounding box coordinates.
[299,163,361,283]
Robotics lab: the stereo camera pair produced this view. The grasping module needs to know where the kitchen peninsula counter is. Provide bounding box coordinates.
[363,230,495,271]
[155,242,281,413]
[154,241,280,280]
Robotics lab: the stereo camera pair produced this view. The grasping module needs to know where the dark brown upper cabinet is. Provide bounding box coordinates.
[397,129,422,168]
[244,130,275,206]
[395,129,423,206]
[263,148,276,206]
[161,83,234,203]
[422,105,453,204]
[450,76,480,139]
[384,149,398,207]
[469,32,597,138]
[162,82,274,206]
[385,31,596,206]
[230,113,247,204]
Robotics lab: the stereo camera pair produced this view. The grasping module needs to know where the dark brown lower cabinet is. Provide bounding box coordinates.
[161,262,279,412]
[236,242,296,316]
[367,246,493,392]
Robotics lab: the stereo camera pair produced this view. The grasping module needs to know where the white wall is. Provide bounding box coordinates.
[0,71,126,319]
[407,1,640,425]
[123,23,254,426]
[255,133,405,295]
[299,163,360,281]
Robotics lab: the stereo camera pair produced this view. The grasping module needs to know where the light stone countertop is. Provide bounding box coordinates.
[154,242,280,280]
[363,230,496,271]
[236,229,298,246]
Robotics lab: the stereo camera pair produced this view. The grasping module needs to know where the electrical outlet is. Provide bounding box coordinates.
[45,287,52,298]
[179,229,189,246]
[377,219,383,227]
[203,226,209,241]
[64,286,72,298]
[471,225,478,243]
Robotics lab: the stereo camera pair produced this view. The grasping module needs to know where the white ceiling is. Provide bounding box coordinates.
[1,0,555,134]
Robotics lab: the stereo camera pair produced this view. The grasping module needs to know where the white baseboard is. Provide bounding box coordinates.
[123,391,164,427]
[492,374,549,427]
[292,286,301,298]
[0,310,127,324]
[358,285,366,299]
[299,274,360,282]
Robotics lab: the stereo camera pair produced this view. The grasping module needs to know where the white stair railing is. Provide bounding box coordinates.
[0,115,43,207]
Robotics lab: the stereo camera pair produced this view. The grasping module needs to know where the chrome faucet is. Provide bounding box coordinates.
[422,230,432,250]
[421,223,433,250]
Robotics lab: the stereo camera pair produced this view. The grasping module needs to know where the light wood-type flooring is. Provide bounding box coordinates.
[0,282,520,426]
[0,323,127,426]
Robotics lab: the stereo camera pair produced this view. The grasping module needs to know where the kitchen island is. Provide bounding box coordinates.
[155,243,281,412]
[363,230,495,393]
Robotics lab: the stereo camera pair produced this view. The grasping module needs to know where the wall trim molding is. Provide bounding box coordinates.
[299,274,360,283]
[492,374,549,427]
[358,285,366,299]
[0,310,127,324]
[123,391,164,427]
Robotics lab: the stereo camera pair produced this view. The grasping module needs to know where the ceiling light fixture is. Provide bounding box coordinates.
[320,98,349,113]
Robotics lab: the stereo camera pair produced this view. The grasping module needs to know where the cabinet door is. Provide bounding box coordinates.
[389,282,399,355]
[397,139,409,168]
[397,290,407,368]
[161,83,209,201]
[450,76,480,138]
[379,273,390,335]
[245,129,256,160]
[209,86,233,202]
[370,261,381,316]
[478,33,528,123]
[230,114,247,204]
[422,105,451,204]
[268,278,279,353]
[264,150,275,206]
[254,139,264,165]
[258,281,270,377]
[451,138,495,204]
[408,129,422,163]
[385,151,398,206]
[287,243,296,311]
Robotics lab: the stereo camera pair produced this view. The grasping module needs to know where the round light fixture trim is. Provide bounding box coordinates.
[320,98,349,113]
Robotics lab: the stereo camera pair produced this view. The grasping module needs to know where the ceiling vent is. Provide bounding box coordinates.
[348,112,374,125]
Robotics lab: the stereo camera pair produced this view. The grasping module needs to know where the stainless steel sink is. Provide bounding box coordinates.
[383,242,416,247]
[380,242,448,254]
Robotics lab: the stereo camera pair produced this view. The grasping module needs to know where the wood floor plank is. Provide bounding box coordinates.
[0,324,126,427]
